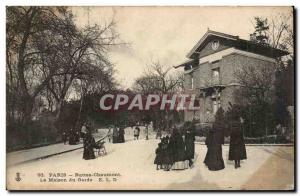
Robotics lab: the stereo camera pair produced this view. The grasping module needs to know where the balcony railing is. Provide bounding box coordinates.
[211,76,220,85]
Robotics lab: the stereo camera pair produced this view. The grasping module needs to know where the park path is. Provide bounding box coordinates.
[241,147,294,190]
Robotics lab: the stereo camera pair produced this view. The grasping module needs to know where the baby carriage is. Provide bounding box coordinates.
[94,140,107,156]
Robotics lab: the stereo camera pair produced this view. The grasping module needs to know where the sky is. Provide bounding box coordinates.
[72,6,293,89]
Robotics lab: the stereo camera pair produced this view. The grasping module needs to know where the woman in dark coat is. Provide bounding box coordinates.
[204,129,213,166]
[171,128,186,170]
[112,126,119,143]
[154,142,163,170]
[68,128,76,145]
[185,129,195,167]
[163,136,173,171]
[204,108,225,171]
[62,131,67,144]
[118,126,125,143]
[204,128,225,171]
[229,122,247,168]
[83,131,96,160]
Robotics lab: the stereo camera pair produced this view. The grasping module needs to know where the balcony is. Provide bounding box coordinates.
[211,76,221,86]
[198,76,224,90]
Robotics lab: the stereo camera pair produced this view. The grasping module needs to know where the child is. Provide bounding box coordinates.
[154,143,163,170]
[134,126,140,140]
[162,136,172,171]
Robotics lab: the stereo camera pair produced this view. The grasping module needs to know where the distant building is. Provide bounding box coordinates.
[175,30,288,123]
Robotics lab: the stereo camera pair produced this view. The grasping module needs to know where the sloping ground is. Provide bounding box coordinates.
[7,128,294,190]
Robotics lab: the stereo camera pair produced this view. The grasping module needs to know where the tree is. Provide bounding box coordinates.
[249,13,294,134]
[6,6,73,124]
[251,13,293,63]
[6,6,119,129]
[45,21,118,121]
[133,61,184,130]
[251,17,269,44]
[233,62,277,137]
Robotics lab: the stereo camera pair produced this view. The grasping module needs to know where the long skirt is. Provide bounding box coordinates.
[119,135,125,143]
[154,154,163,165]
[83,147,95,160]
[204,145,225,171]
[112,136,119,143]
[229,143,247,161]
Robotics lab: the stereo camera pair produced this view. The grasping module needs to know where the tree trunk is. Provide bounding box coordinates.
[21,95,34,125]
[55,99,64,120]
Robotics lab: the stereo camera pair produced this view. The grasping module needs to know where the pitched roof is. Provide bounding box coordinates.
[186,29,288,59]
[186,30,239,58]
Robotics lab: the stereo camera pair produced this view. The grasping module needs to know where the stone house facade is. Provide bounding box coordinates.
[175,30,287,123]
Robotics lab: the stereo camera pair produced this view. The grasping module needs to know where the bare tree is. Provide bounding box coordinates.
[252,13,293,63]
[7,6,120,128]
[45,21,119,120]
[6,6,72,124]
[234,64,275,105]
[134,61,184,94]
[133,61,184,129]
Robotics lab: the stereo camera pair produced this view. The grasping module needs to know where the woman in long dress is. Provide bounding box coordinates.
[112,125,119,143]
[83,131,96,160]
[229,122,247,168]
[171,127,187,170]
[118,126,125,143]
[204,108,225,171]
[185,129,195,167]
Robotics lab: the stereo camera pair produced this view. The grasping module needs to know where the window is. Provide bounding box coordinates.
[191,76,194,89]
[212,67,220,84]
[194,99,200,107]
[212,98,221,114]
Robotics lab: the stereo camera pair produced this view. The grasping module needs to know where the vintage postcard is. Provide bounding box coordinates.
[6,6,295,191]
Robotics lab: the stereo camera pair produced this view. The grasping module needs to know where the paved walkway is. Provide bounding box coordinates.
[7,134,294,190]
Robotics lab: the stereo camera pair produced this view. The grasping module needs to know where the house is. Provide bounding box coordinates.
[175,30,288,123]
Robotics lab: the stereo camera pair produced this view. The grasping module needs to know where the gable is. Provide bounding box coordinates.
[198,37,234,58]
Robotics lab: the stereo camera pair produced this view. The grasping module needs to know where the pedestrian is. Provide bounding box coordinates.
[75,131,80,144]
[185,126,195,167]
[156,128,162,139]
[68,128,76,145]
[112,125,119,143]
[83,130,96,160]
[62,131,67,144]
[118,125,125,143]
[204,128,213,166]
[229,122,247,169]
[162,136,173,171]
[81,123,87,139]
[204,108,225,171]
[145,124,149,140]
[134,126,140,140]
[154,142,163,170]
[107,126,113,143]
[170,127,186,170]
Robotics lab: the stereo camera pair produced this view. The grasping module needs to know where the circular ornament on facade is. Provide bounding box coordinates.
[211,40,219,50]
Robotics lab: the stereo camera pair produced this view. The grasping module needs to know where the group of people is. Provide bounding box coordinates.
[109,125,125,143]
[62,129,81,145]
[204,107,247,170]
[154,120,247,171]
[154,127,195,171]
[204,121,246,170]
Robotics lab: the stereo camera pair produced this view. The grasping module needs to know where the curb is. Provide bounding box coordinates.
[9,146,83,167]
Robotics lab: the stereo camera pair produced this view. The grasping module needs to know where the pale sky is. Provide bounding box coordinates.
[72,6,293,89]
